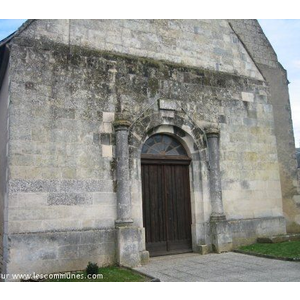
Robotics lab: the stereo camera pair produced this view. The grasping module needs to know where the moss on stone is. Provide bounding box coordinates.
[12,36,265,89]
[148,78,159,96]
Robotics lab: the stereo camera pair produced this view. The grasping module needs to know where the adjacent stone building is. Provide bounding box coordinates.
[0,19,299,277]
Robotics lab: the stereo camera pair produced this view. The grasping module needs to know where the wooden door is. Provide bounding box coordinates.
[141,159,192,256]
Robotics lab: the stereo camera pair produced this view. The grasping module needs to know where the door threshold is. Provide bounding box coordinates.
[150,249,193,258]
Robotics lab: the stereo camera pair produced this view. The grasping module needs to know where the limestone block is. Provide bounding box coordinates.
[102,112,115,123]
[92,192,116,205]
[293,195,300,205]
[100,123,112,133]
[241,92,254,102]
[116,226,142,268]
[47,193,92,206]
[197,244,209,255]
[140,250,149,265]
[8,193,48,208]
[102,145,113,158]
[158,99,181,111]
[6,228,117,278]
[210,220,233,253]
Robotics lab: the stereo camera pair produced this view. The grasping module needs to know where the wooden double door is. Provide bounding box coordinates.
[141,158,192,257]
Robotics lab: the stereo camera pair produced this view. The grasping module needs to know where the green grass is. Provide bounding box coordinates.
[47,266,148,282]
[239,241,300,259]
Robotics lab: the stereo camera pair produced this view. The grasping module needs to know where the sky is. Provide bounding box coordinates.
[0,19,299,147]
[258,20,300,148]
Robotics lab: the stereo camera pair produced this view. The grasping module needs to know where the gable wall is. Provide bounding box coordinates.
[3,19,287,275]
[19,19,263,80]
[230,19,300,232]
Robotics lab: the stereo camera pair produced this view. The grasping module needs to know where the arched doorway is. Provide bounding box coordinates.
[141,134,192,257]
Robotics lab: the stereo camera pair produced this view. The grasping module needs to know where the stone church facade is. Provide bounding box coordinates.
[0,20,299,276]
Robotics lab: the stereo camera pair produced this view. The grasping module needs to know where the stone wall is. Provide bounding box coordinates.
[2,20,288,275]
[229,216,286,247]
[8,229,116,275]
[230,20,300,232]
[19,19,263,80]
[0,65,9,274]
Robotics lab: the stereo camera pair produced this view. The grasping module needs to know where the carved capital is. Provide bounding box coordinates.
[205,127,220,138]
[113,119,131,131]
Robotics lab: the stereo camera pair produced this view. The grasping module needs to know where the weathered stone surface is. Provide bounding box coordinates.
[158,99,181,111]
[197,244,209,255]
[257,233,300,243]
[210,220,233,253]
[229,216,286,247]
[9,180,114,193]
[6,229,116,278]
[0,62,10,275]
[0,19,296,277]
[116,226,146,268]
[47,193,92,206]
[230,20,300,232]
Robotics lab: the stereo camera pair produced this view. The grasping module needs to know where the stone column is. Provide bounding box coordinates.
[206,127,232,253]
[113,119,133,226]
[113,119,149,267]
[206,128,226,221]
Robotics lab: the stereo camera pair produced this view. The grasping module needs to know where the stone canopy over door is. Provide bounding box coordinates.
[141,134,193,256]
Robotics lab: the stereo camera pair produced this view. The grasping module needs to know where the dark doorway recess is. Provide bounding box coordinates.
[141,134,192,257]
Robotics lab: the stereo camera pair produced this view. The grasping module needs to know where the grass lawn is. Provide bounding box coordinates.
[47,266,149,282]
[239,241,300,259]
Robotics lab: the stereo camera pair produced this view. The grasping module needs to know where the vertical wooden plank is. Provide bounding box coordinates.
[142,164,149,243]
[163,164,169,251]
[173,164,179,241]
[157,164,165,242]
[149,164,156,242]
[183,165,192,241]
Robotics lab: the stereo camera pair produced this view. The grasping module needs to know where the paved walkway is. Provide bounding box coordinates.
[134,252,300,282]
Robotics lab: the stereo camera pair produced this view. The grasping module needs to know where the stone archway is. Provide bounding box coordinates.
[112,107,232,267]
[128,111,211,255]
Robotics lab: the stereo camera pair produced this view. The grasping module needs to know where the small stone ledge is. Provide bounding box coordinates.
[257,233,300,244]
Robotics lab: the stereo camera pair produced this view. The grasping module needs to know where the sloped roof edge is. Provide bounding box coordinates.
[0,19,36,47]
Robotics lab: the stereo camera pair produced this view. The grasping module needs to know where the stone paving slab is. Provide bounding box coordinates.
[134,252,300,282]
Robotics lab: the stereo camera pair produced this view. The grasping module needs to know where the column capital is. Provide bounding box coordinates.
[205,127,220,138]
[113,119,131,131]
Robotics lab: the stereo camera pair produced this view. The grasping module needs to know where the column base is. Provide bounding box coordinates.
[115,219,133,228]
[116,226,149,268]
[210,219,233,253]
